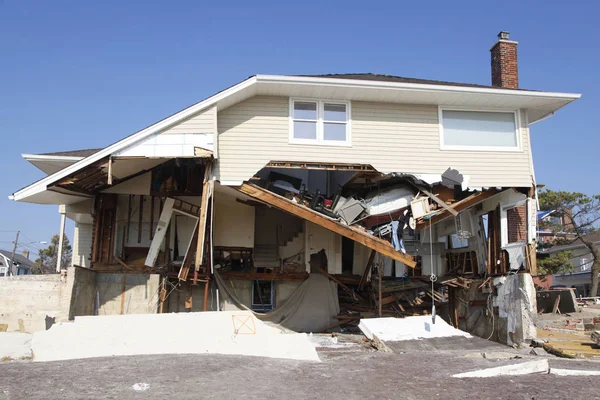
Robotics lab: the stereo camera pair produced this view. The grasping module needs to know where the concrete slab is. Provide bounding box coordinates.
[550,368,600,376]
[0,333,32,360]
[453,359,549,378]
[31,311,319,362]
[359,316,471,342]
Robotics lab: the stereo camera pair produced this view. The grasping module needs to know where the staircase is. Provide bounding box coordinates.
[253,244,280,269]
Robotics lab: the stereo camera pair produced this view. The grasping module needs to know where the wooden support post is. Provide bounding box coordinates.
[553,295,561,314]
[126,195,132,244]
[120,275,127,315]
[138,195,144,243]
[150,196,155,240]
[203,279,210,311]
[195,162,213,272]
[378,254,382,317]
[358,250,376,291]
[158,278,166,314]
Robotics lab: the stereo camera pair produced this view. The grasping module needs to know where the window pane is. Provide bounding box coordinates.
[293,102,317,120]
[442,110,517,147]
[294,121,317,139]
[324,103,346,122]
[324,122,346,141]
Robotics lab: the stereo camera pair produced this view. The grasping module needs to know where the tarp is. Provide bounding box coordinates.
[214,272,339,333]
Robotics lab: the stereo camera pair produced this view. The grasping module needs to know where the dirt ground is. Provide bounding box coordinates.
[1,337,600,400]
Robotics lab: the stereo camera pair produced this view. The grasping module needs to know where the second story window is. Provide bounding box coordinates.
[439,108,520,151]
[290,99,350,145]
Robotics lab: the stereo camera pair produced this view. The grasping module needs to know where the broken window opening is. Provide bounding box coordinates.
[252,280,275,312]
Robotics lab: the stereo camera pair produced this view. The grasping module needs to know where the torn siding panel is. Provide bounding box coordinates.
[114,106,216,158]
[72,222,93,268]
[217,96,534,187]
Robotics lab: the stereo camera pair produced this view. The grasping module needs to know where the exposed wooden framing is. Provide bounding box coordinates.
[120,275,127,315]
[238,183,417,267]
[265,161,376,172]
[138,195,143,243]
[416,186,458,216]
[150,196,155,240]
[415,189,500,230]
[358,250,376,291]
[126,195,132,243]
[378,254,383,317]
[107,157,113,185]
[203,280,210,311]
[54,184,94,196]
[195,162,213,272]
[178,224,199,281]
[158,278,166,313]
[219,271,309,281]
[317,267,358,300]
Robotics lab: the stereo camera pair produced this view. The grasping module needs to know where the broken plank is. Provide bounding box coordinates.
[553,295,561,314]
[358,250,376,291]
[416,189,499,230]
[317,267,359,300]
[238,183,416,267]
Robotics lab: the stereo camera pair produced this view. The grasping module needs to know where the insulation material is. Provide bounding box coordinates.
[215,272,339,333]
[493,274,537,346]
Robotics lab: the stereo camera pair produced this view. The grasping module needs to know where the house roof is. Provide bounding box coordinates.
[38,149,103,158]
[542,233,600,253]
[537,210,555,220]
[0,249,35,269]
[11,74,582,204]
[299,73,534,91]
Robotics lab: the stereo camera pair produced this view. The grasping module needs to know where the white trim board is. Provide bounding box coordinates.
[12,74,580,203]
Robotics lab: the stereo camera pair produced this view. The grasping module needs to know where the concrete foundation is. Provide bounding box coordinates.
[31,311,320,362]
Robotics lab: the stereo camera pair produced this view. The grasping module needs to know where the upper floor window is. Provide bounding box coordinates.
[290,99,350,146]
[439,108,520,151]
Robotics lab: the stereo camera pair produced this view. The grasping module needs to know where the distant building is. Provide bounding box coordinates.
[0,250,35,276]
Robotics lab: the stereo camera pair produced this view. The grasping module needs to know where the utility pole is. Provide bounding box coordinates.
[9,231,20,276]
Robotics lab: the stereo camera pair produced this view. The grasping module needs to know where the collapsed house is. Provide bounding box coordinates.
[10,32,580,345]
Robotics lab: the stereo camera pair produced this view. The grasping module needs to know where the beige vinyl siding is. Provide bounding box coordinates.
[217,96,533,188]
[161,105,216,134]
[72,222,93,268]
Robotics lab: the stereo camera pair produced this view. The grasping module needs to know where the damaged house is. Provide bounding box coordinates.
[10,32,580,343]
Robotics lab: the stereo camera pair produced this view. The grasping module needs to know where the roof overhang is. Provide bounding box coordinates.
[11,75,580,204]
[22,154,85,175]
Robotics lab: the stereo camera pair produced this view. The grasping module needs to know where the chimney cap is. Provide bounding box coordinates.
[498,31,511,40]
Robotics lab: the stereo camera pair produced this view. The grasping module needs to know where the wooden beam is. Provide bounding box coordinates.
[203,280,210,312]
[238,183,417,267]
[415,189,500,230]
[195,163,213,272]
[358,250,376,291]
[317,267,359,300]
[150,196,155,240]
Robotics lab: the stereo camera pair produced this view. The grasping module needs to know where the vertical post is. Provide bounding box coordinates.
[56,212,67,273]
[203,279,210,311]
[378,254,382,317]
[9,231,20,276]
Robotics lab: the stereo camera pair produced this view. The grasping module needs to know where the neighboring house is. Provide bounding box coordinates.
[9,32,579,316]
[540,233,600,297]
[0,250,35,276]
[536,209,574,244]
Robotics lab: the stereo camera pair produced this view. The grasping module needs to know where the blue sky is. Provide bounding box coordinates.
[0,0,596,255]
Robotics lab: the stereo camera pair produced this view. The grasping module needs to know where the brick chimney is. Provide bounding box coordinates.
[490,31,518,89]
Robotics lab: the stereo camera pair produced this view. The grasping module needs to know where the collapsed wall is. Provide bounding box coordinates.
[450,273,537,346]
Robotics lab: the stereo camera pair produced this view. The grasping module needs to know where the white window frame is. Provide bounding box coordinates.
[438,106,522,152]
[289,98,351,146]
